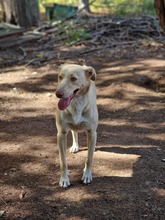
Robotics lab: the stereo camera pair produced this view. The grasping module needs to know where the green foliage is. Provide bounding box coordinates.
[111,0,156,16]
[39,0,156,16]
[91,0,156,16]
[39,0,75,4]
[60,21,90,44]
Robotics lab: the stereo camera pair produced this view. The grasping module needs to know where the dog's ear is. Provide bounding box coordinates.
[84,66,96,81]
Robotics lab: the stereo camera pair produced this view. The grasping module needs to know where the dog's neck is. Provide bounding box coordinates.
[64,82,95,125]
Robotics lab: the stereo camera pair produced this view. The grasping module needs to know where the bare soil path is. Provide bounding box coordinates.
[0,45,165,220]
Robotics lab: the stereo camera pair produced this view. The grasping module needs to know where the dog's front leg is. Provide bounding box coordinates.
[57,131,70,188]
[82,129,97,184]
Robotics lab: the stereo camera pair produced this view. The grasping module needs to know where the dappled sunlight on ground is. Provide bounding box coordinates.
[94,150,140,177]
[0,52,165,219]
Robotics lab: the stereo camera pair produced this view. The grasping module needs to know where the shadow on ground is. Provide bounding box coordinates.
[0,55,165,219]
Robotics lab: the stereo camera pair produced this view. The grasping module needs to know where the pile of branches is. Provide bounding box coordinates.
[83,15,164,48]
[0,14,165,66]
[37,15,165,51]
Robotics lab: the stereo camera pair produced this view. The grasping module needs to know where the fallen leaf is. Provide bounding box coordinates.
[0,210,5,217]
[96,189,107,193]
[10,167,17,172]
[19,190,27,199]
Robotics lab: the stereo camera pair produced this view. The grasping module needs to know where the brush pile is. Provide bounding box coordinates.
[0,15,165,66]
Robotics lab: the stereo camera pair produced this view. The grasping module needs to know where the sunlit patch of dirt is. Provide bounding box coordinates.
[0,45,165,219]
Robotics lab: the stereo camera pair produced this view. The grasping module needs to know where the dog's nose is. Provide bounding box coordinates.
[56,91,63,98]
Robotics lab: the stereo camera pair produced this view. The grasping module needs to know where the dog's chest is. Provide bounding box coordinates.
[67,98,89,130]
[67,113,87,130]
[70,105,85,125]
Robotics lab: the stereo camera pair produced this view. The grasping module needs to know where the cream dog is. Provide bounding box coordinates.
[55,63,98,187]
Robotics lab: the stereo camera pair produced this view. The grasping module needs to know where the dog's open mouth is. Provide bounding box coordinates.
[58,89,79,110]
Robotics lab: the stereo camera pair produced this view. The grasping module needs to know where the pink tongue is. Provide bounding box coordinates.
[58,96,71,110]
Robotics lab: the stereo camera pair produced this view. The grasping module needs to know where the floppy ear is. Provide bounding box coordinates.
[84,66,96,81]
[57,65,64,83]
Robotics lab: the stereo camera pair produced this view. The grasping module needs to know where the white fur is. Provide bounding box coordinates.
[55,64,98,188]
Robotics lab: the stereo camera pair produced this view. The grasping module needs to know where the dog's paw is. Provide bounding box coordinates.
[82,169,92,184]
[70,145,79,153]
[59,175,70,188]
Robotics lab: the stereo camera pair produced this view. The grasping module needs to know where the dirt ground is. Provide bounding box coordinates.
[0,42,165,220]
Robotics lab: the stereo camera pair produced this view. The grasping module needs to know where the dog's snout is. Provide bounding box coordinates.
[56,91,64,98]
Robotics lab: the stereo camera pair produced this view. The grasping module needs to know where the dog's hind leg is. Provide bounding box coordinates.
[70,130,79,153]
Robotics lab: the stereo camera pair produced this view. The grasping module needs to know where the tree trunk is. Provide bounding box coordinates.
[78,0,90,15]
[1,0,40,28]
[154,0,165,32]
[0,0,16,24]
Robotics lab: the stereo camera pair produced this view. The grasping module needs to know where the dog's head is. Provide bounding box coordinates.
[55,64,96,110]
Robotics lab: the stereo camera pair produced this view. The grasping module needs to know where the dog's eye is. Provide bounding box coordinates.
[70,76,77,82]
